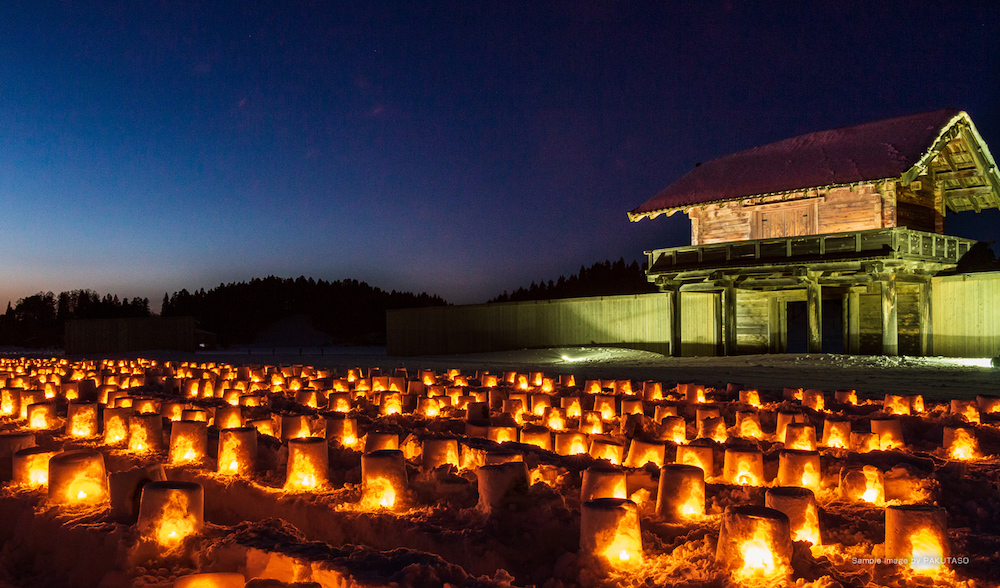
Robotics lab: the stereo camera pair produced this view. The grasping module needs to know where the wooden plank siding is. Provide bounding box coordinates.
[386,293,674,357]
[932,272,1000,357]
[686,181,947,246]
[680,292,718,357]
[736,291,770,354]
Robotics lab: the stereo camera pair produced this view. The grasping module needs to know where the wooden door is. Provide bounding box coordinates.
[757,204,815,238]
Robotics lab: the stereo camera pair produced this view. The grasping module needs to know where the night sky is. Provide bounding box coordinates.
[1,2,997,309]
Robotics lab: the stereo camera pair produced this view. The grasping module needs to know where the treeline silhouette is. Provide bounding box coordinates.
[160,276,447,346]
[489,258,657,303]
[0,290,151,348]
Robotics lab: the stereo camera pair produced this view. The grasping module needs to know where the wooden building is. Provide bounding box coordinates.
[629,109,1000,356]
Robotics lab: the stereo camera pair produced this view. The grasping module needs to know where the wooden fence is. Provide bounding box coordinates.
[65,317,198,355]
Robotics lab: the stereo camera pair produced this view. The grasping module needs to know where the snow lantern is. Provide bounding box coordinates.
[581,463,628,502]
[128,413,164,453]
[870,417,904,450]
[361,449,407,510]
[885,505,949,575]
[723,448,764,487]
[580,498,643,567]
[943,426,980,460]
[169,420,208,465]
[26,401,56,430]
[624,439,665,468]
[137,481,204,550]
[554,432,589,456]
[217,427,257,476]
[284,436,329,491]
[736,411,763,440]
[776,450,821,491]
[214,406,244,430]
[783,423,817,451]
[48,449,109,506]
[716,505,792,581]
[739,389,761,407]
[477,461,529,512]
[839,465,884,504]
[279,413,312,441]
[172,572,245,587]
[820,418,851,449]
[65,401,98,438]
[421,438,459,470]
[765,486,820,545]
[13,446,60,488]
[519,425,553,451]
[677,444,715,478]
[589,438,624,465]
[656,463,705,521]
[325,415,358,449]
[658,416,686,444]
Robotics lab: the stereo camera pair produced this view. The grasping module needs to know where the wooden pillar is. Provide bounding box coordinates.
[768,297,784,353]
[846,291,861,354]
[666,287,682,357]
[806,278,822,353]
[880,275,898,356]
[918,278,932,356]
[721,282,738,356]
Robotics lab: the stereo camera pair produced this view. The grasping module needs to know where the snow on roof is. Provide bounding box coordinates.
[629,109,968,221]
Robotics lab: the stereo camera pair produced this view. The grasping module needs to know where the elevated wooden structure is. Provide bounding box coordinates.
[631,110,999,356]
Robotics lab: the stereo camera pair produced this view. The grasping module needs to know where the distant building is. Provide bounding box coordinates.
[629,109,1000,356]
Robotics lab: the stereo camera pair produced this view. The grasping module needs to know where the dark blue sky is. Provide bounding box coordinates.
[1,2,997,308]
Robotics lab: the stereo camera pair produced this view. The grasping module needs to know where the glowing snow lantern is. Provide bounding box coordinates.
[976,394,1000,414]
[775,410,806,444]
[294,389,319,410]
[482,374,499,387]
[723,448,764,487]
[835,389,858,405]
[908,394,924,413]
[783,387,803,401]
[656,463,705,521]
[0,388,21,417]
[554,432,589,456]
[217,427,257,476]
[101,407,130,446]
[580,498,643,567]
[658,416,686,444]
[716,505,792,581]
[529,394,551,416]
[160,401,186,422]
[248,418,275,437]
[364,431,399,454]
[885,505,949,575]
[623,439,665,468]
[543,407,566,431]
[589,439,624,465]
[739,389,761,407]
[239,394,262,407]
[642,381,663,401]
[172,572,246,588]
[735,411,763,440]
[519,425,553,451]
[680,383,706,403]
[284,437,329,491]
[593,395,617,421]
[784,423,818,451]
[181,408,208,422]
[801,389,824,411]
[328,392,351,413]
[621,398,643,416]
[26,401,56,430]
[653,404,678,423]
[584,379,602,394]
[850,431,880,453]
[48,449,109,506]
[421,438,460,470]
[765,487,821,545]
[380,391,403,415]
[133,397,160,415]
[820,418,851,449]
[677,444,715,478]
[777,450,821,491]
[944,426,980,460]
[170,420,208,465]
[580,411,604,435]
[870,417,905,450]
[840,465,884,504]
[64,401,98,438]
[951,399,980,424]
[279,413,312,441]
[884,394,911,415]
[697,416,728,443]
[361,449,407,510]
[13,446,60,488]
[129,413,165,453]
[416,397,440,418]
[137,481,204,551]
[581,463,628,501]
[487,425,517,445]
[214,406,244,430]
[502,398,525,423]
[325,416,358,449]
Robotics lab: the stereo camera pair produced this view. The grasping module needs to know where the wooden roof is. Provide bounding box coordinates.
[629,109,1000,221]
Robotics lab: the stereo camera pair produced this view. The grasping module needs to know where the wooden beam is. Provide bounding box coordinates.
[667,288,682,357]
[806,277,822,353]
[943,185,994,198]
[880,275,898,356]
[847,291,861,354]
[768,297,784,353]
[936,168,983,181]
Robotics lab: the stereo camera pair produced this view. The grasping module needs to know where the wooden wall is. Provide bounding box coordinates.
[386,294,674,357]
[65,317,197,355]
[680,292,718,356]
[932,272,1000,357]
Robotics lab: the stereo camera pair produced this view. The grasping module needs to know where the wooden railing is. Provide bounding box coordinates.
[645,228,976,274]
